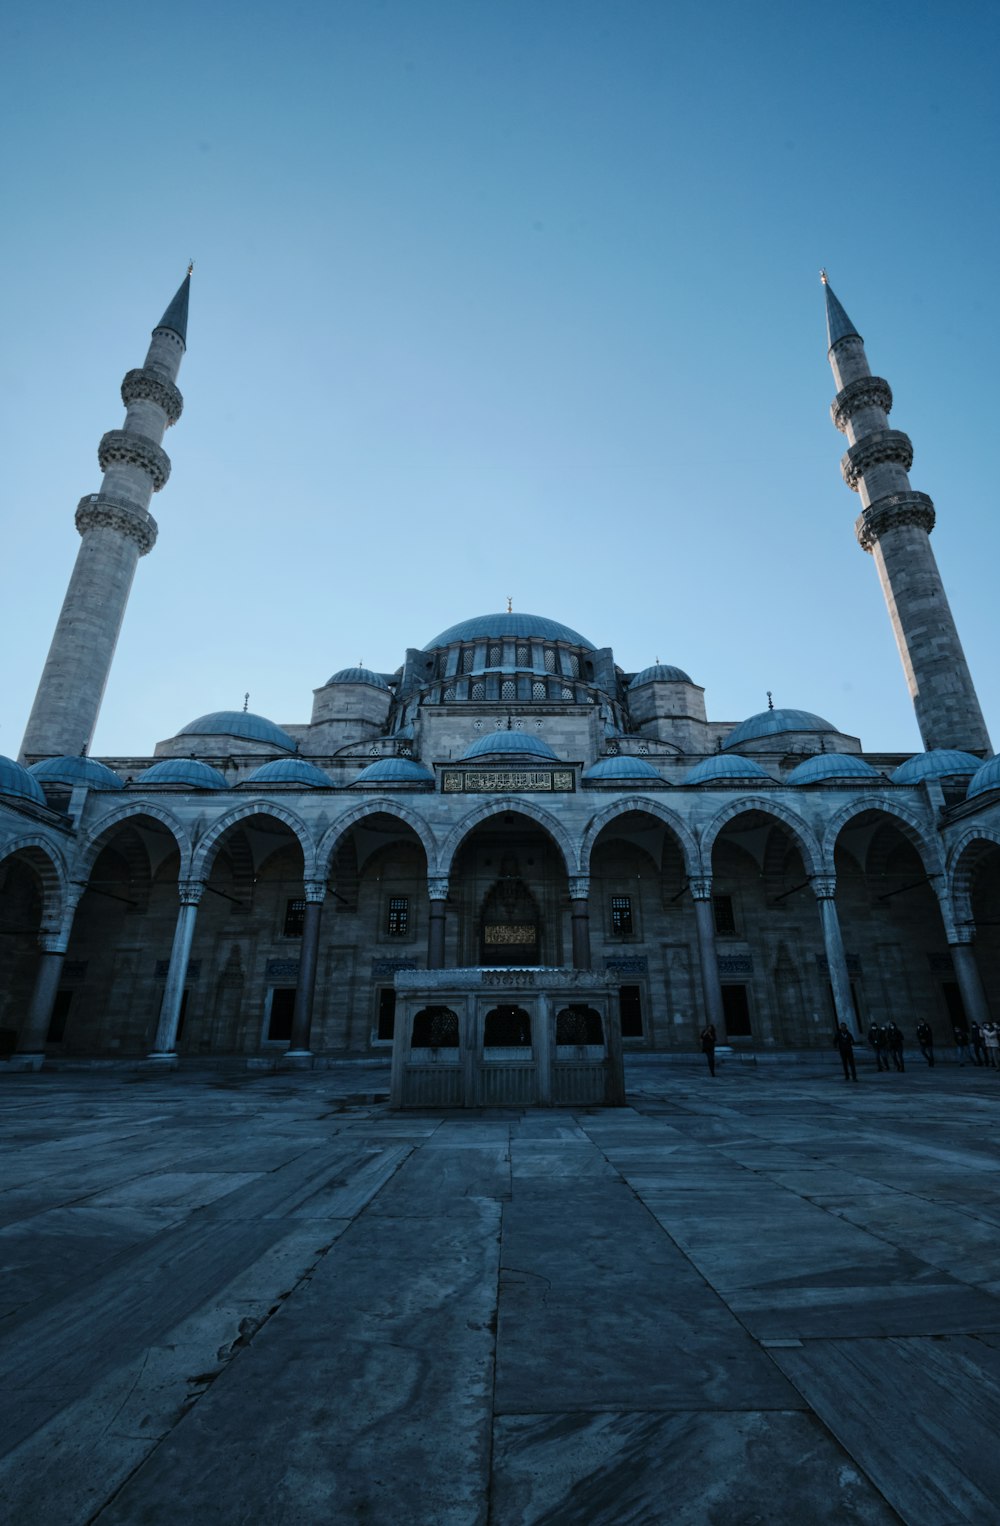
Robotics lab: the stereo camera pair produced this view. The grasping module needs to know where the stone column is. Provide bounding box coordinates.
[568,875,591,970]
[691,877,725,1032]
[288,880,327,1058]
[535,994,553,1105]
[949,930,993,1027]
[148,881,204,1063]
[12,891,83,1069]
[427,876,449,970]
[812,877,857,1035]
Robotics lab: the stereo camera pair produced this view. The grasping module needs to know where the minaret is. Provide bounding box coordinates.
[19,272,191,762]
[823,273,991,755]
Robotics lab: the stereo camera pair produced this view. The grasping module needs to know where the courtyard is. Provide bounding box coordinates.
[1,1052,999,1524]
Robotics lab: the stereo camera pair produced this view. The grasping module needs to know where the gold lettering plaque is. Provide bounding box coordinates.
[440,769,574,793]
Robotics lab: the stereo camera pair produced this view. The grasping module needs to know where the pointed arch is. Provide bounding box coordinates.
[947,826,1000,927]
[701,797,821,877]
[820,796,943,879]
[77,803,190,882]
[437,798,577,879]
[316,800,438,882]
[0,834,70,927]
[579,797,700,880]
[190,800,315,881]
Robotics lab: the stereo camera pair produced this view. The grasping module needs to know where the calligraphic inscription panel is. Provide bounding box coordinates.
[442,769,575,793]
[484,925,537,946]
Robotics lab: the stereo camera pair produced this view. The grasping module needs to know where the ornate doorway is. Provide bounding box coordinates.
[479,861,540,965]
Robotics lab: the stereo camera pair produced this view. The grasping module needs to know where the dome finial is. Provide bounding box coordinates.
[506,595,513,614]
[767,690,774,710]
[243,691,250,713]
[819,268,828,285]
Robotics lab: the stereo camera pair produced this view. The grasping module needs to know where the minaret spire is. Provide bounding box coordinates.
[823,273,990,755]
[19,273,191,762]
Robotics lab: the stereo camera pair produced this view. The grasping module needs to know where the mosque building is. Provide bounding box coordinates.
[1,273,997,1069]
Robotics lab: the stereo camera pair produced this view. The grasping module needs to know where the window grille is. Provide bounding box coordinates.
[568,653,580,677]
[561,685,574,701]
[713,895,737,935]
[638,743,649,755]
[488,643,502,667]
[501,680,515,700]
[611,895,634,936]
[461,648,475,673]
[387,896,409,936]
[544,648,557,673]
[443,686,456,702]
[531,680,546,700]
[283,899,306,937]
[472,682,485,700]
[516,644,530,666]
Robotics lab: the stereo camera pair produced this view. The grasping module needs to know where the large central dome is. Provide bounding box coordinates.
[422,612,595,651]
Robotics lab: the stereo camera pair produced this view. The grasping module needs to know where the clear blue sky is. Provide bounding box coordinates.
[2,0,997,758]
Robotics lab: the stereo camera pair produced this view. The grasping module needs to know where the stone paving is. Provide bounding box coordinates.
[1,1053,999,1524]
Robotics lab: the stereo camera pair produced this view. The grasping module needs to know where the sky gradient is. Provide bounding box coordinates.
[2,0,998,759]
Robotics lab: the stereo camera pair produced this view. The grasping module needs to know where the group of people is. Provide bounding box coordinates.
[699,1019,999,1081]
[952,1021,1000,1068]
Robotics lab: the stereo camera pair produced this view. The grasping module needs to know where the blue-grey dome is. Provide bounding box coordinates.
[684,754,773,785]
[462,732,559,762]
[29,756,124,791]
[629,664,694,688]
[423,613,595,651]
[178,711,296,752]
[242,759,332,787]
[0,754,48,806]
[325,667,390,690]
[891,749,982,784]
[353,758,434,785]
[786,754,880,785]
[138,759,229,789]
[967,755,1000,800]
[583,756,663,781]
[723,708,837,750]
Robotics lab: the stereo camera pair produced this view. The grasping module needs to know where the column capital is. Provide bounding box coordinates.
[178,879,205,906]
[428,876,449,901]
[949,926,976,947]
[811,875,837,900]
[689,876,713,901]
[303,879,328,904]
[568,875,590,900]
[37,933,69,955]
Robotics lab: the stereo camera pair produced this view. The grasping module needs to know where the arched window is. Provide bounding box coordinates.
[556,1005,604,1045]
[412,1006,459,1047]
[484,1005,532,1046]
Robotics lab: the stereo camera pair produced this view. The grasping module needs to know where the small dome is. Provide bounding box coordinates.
[353,758,434,785]
[967,755,1000,800]
[242,759,332,787]
[138,759,229,789]
[423,612,595,651]
[178,711,296,751]
[891,749,983,784]
[462,732,559,762]
[29,756,124,791]
[325,667,390,690]
[786,754,880,785]
[583,756,663,781]
[629,664,694,688]
[723,708,837,750]
[684,754,773,785]
[0,754,48,806]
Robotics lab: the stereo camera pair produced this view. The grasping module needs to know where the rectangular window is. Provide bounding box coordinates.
[386,896,409,937]
[377,987,397,1041]
[267,988,296,1042]
[611,895,634,936]
[284,898,306,937]
[619,984,643,1037]
[47,989,73,1044]
[713,894,736,935]
[721,984,752,1037]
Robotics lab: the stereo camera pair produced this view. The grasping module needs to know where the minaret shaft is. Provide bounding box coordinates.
[19,278,189,762]
[824,277,990,755]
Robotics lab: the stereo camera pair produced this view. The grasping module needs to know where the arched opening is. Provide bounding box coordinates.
[556,1005,604,1046]
[0,851,49,1052]
[448,811,569,969]
[484,1004,532,1047]
[708,808,819,1047]
[833,809,951,1037]
[411,1006,459,1047]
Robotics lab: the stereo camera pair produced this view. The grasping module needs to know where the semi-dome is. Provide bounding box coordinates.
[583,756,664,781]
[967,755,1000,800]
[242,759,332,787]
[462,732,559,762]
[629,664,694,688]
[29,756,124,790]
[723,708,837,750]
[353,758,434,785]
[0,754,48,806]
[786,754,880,785]
[325,667,390,690]
[891,749,982,784]
[423,612,595,651]
[178,711,296,752]
[138,759,229,789]
[684,754,773,785]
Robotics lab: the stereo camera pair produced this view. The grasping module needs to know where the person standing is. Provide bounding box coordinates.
[954,1025,971,1066]
[971,1023,988,1067]
[886,1022,905,1072]
[916,1020,935,1067]
[983,1020,999,1070]
[835,1023,858,1081]
[869,1022,890,1073]
[700,1022,717,1077]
